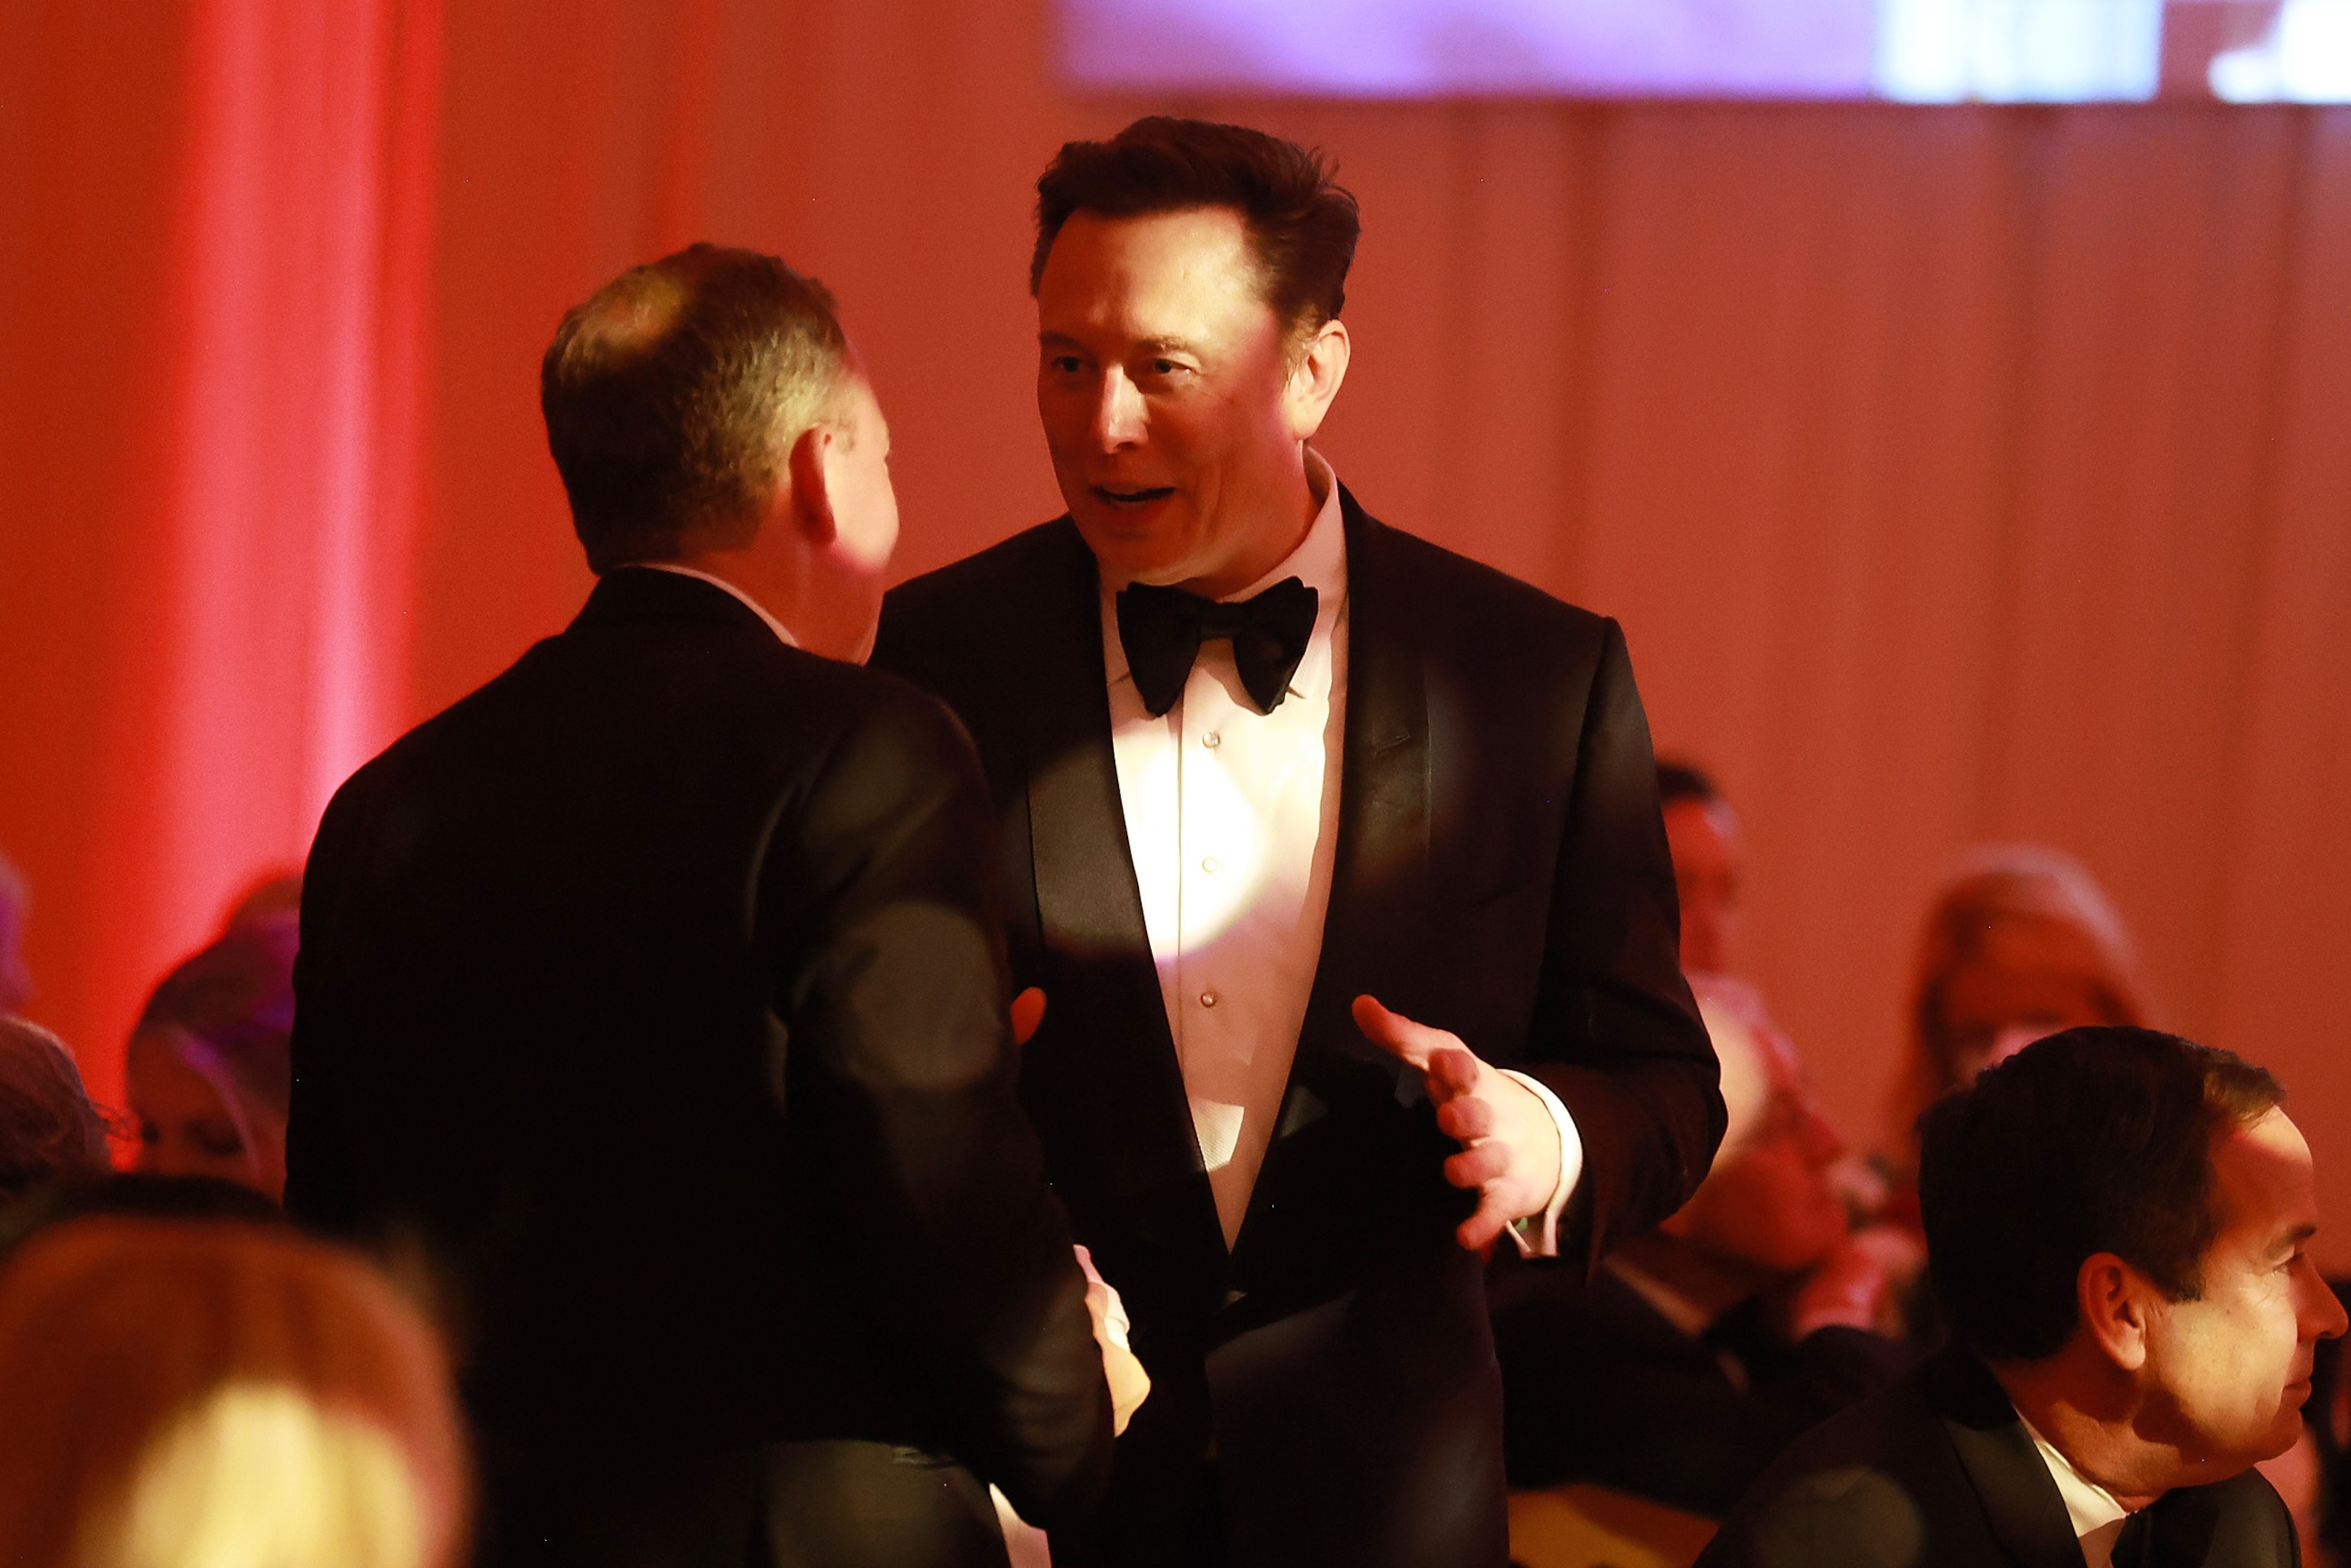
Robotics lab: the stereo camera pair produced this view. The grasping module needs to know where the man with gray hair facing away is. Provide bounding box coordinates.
[289,245,1120,1568]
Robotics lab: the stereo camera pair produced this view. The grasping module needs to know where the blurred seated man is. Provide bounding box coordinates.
[1658,761,1740,980]
[0,849,31,1019]
[126,918,296,1201]
[1494,992,1915,1521]
[1698,1027,2345,1568]
[0,1017,112,1209]
[0,1214,467,1567]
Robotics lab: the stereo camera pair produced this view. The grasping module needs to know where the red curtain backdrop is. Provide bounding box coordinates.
[5,2,2348,1245]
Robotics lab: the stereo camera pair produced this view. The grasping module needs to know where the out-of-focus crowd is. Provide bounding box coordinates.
[3,754,2336,1568]
[0,856,467,1566]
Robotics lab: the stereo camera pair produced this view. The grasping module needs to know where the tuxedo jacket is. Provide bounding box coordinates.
[1490,1258,1919,1517]
[285,569,1112,1566]
[1696,1349,2298,1568]
[873,491,1724,1568]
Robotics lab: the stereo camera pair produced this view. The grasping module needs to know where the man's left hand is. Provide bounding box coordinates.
[1353,994,1563,1250]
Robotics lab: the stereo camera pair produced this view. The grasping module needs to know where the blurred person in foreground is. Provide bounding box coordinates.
[1698,1026,2344,1568]
[0,1016,112,1208]
[0,1214,467,1568]
[287,244,1120,1568]
[1493,990,1916,1522]
[126,918,296,1199]
[874,116,1720,1567]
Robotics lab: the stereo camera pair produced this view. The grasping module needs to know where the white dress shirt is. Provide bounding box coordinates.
[1100,451,1578,1250]
[2018,1413,2135,1568]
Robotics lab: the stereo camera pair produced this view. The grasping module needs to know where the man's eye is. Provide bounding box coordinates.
[1046,356,1084,374]
[1150,359,1184,376]
[138,1118,161,1146]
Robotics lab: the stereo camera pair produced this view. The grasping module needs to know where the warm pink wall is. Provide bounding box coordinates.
[4,2,2347,1251]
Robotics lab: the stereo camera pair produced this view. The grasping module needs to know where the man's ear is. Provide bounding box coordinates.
[783,422,838,546]
[1283,318,1351,442]
[2078,1252,2154,1372]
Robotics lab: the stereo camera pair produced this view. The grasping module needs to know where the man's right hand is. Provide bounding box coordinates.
[1010,989,1150,1433]
[1077,1244,1150,1435]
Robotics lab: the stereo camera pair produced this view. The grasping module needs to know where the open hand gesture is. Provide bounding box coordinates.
[1353,994,1564,1250]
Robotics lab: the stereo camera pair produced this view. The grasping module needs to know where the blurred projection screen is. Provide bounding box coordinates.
[1059,0,2351,101]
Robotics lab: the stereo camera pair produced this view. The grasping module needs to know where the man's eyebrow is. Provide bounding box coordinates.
[1036,331,1208,359]
[2272,1222,2320,1258]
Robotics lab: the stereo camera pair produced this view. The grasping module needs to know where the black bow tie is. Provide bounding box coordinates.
[1116,577,1319,718]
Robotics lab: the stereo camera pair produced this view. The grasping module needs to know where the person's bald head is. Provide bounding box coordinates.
[541,244,856,574]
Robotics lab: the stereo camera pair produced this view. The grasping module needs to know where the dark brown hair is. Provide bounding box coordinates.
[1031,117,1360,346]
[1919,1025,2283,1362]
[541,244,853,574]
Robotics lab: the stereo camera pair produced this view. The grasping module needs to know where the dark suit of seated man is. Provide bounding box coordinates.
[285,246,1116,1568]
[1698,1025,2347,1568]
[1493,980,1915,1521]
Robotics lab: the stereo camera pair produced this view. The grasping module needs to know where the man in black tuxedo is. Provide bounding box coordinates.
[872,118,1723,1567]
[1700,1027,2347,1568]
[286,245,1116,1567]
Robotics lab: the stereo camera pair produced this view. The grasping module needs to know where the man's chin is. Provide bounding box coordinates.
[1069,510,1194,587]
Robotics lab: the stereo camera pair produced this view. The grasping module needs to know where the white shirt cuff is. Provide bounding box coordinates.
[1498,1068,1583,1258]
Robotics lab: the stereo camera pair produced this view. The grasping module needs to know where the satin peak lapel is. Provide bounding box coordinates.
[1231,495,1435,1264]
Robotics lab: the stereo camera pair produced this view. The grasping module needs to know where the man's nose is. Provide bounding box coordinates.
[2313,1270,2349,1341]
[1092,368,1146,450]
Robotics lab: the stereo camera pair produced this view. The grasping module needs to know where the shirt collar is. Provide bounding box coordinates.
[632,562,798,647]
[1234,447,1346,605]
[2016,1412,2134,1550]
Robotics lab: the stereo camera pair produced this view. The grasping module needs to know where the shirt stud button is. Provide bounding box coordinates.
[1202,856,1219,874]
[1200,990,1219,1008]
[1202,732,1221,748]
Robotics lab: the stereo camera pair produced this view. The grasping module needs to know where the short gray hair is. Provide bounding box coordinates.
[541,244,854,574]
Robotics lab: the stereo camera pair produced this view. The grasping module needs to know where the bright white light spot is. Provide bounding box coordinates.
[2211,1,2351,101]
[1876,0,2162,99]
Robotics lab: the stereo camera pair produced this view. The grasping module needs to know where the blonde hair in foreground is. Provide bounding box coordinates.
[0,1216,467,1568]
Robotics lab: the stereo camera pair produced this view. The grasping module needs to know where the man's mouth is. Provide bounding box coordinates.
[1092,484,1176,509]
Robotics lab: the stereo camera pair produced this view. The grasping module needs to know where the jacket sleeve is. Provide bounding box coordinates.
[765,687,1114,1531]
[1518,617,1726,1275]
[284,785,364,1234]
